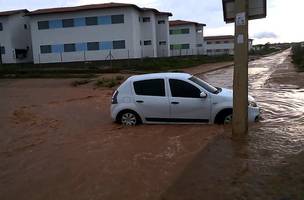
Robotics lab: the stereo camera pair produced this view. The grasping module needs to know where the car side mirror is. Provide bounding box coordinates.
[200,92,207,98]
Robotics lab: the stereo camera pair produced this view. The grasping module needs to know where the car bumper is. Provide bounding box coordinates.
[248,106,260,122]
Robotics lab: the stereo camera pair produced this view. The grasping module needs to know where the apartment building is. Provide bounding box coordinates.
[28,3,172,64]
[0,9,32,64]
[205,35,253,55]
[169,20,206,56]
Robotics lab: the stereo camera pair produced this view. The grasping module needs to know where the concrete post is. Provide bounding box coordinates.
[233,0,249,137]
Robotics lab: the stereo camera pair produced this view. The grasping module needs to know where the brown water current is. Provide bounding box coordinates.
[200,50,304,198]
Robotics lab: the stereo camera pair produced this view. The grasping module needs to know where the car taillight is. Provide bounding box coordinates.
[112,91,119,104]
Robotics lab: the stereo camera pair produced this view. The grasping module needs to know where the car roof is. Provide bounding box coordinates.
[130,72,192,82]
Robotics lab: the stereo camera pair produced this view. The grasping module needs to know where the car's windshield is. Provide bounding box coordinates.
[189,76,219,94]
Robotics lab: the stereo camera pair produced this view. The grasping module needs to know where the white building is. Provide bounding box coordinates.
[0,9,33,64]
[169,20,206,56]
[28,3,172,64]
[204,35,253,55]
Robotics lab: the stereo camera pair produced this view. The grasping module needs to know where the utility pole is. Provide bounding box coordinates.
[232,0,249,137]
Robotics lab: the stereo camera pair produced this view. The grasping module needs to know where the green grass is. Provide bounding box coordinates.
[0,54,233,78]
[95,77,122,88]
[291,43,304,71]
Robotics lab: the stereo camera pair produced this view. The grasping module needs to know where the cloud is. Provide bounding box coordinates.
[254,32,278,39]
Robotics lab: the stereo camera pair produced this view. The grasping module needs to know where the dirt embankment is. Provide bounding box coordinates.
[267,55,304,88]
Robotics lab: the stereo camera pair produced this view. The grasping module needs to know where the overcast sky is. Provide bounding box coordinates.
[1,0,303,44]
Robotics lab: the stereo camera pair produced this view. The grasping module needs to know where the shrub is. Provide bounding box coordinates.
[95,77,120,88]
[71,79,91,87]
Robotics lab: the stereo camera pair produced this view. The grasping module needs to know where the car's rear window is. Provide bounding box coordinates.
[133,79,165,97]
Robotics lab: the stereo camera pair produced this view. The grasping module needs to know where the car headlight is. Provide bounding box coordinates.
[248,100,258,107]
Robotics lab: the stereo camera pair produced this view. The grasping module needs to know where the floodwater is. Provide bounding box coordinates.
[205,50,304,197]
[204,50,304,161]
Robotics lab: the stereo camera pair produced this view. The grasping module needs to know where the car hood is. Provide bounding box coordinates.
[217,88,255,101]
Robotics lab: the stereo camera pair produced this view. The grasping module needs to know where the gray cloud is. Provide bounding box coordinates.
[254,32,278,39]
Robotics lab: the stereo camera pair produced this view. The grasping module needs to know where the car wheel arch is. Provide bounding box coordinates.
[214,108,233,124]
[116,109,143,124]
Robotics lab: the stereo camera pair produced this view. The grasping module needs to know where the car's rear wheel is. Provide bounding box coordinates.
[117,110,141,126]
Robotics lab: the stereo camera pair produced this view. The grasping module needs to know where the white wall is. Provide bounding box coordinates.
[155,15,170,57]
[0,13,32,63]
[169,24,204,56]
[30,7,137,64]
[30,8,170,64]
[205,38,253,55]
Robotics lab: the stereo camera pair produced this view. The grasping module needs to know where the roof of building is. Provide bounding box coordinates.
[27,2,172,16]
[169,20,206,27]
[205,35,253,41]
[0,9,29,17]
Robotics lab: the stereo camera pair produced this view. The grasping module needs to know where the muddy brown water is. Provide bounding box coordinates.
[204,50,304,158]
[162,50,304,199]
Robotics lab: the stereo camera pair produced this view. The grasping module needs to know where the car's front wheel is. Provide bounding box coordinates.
[117,110,141,126]
[215,109,233,124]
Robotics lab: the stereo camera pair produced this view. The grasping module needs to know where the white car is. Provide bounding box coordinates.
[111,73,260,125]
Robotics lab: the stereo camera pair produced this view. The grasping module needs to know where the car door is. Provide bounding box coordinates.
[168,79,211,123]
[133,78,170,121]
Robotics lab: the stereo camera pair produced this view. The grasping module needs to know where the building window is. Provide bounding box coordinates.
[62,19,74,28]
[207,41,212,44]
[85,17,98,26]
[0,46,5,54]
[74,18,86,27]
[170,28,190,35]
[143,17,150,22]
[24,24,28,29]
[170,44,190,50]
[215,49,221,52]
[52,44,64,53]
[38,21,49,30]
[64,44,76,52]
[0,22,2,31]
[181,44,190,49]
[87,42,100,51]
[158,20,165,24]
[111,15,124,24]
[216,41,221,44]
[49,20,62,29]
[98,16,111,25]
[144,40,152,46]
[138,17,141,22]
[40,45,52,54]
[113,40,125,49]
[181,28,190,34]
[140,41,142,46]
[224,41,229,43]
[159,41,166,45]
[197,44,203,47]
[207,50,212,53]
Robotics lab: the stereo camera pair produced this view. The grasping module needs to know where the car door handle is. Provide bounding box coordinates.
[136,100,144,103]
[171,102,180,105]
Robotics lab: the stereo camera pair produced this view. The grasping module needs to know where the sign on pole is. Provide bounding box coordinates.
[222,0,266,23]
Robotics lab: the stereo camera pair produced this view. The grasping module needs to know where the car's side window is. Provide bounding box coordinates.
[169,79,201,98]
[133,79,166,97]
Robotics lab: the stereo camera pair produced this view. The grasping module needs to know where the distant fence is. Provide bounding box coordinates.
[35,47,207,64]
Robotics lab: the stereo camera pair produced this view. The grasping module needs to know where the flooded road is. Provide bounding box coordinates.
[204,50,304,160]
[163,50,304,199]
